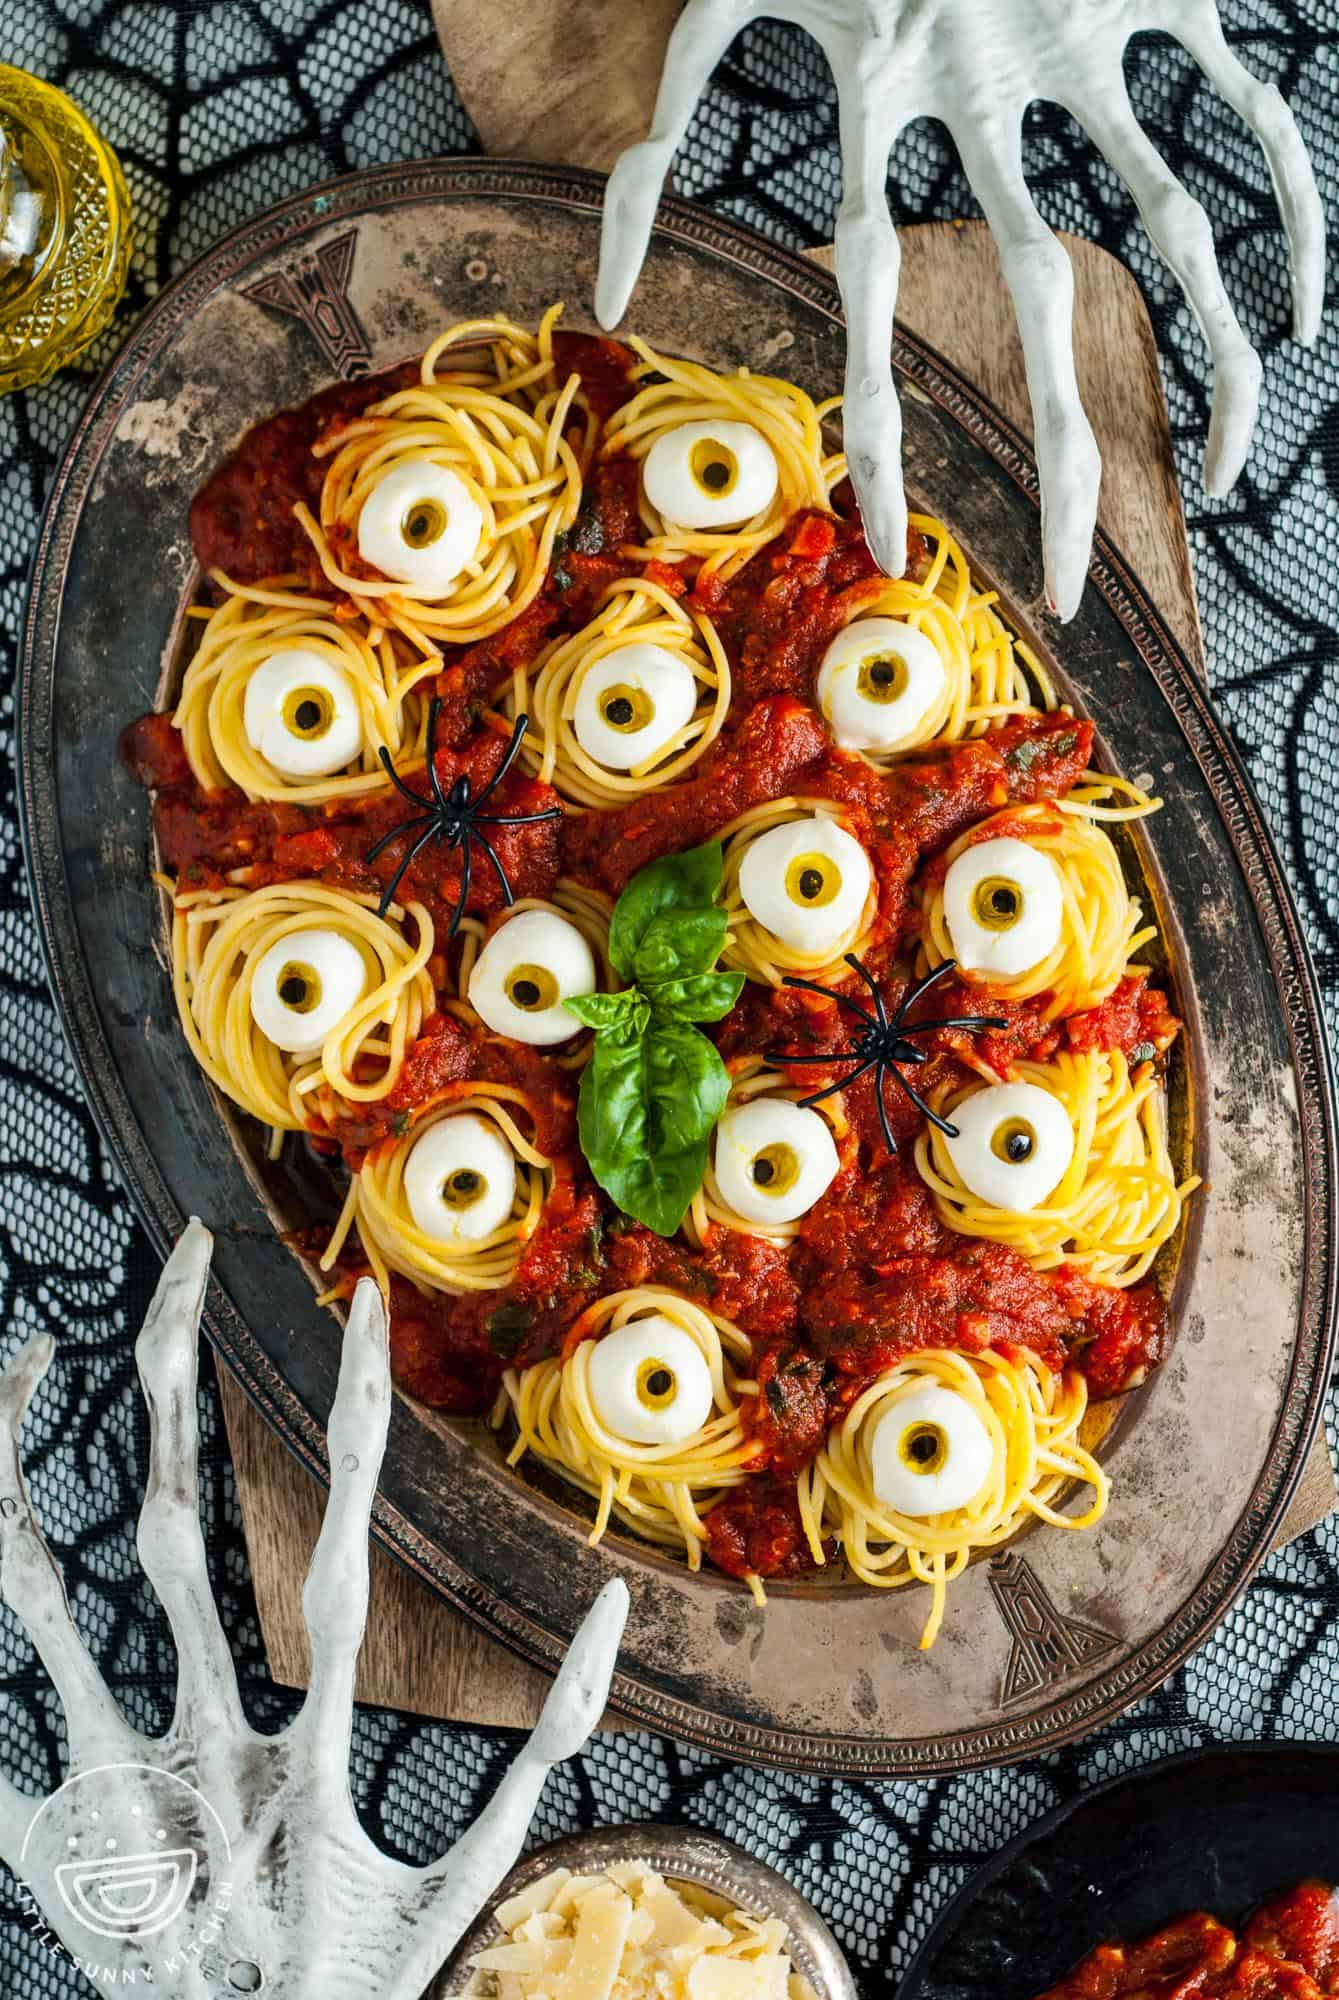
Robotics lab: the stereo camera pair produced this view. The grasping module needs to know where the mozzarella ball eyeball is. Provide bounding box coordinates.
[357,459,484,596]
[642,419,779,530]
[242,650,363,779]
[714,1098,839,1224]
[817,618,947,753]
[942,836,1065,979]
[586,1315,714,1446]
[402,1113,517,1245]
[737,816,872,956]
[942,1079,1075,1213]
[870,1383,994,1517]
[572,643,699,771]
[249,928,368,1055]
[468,908,598,1046]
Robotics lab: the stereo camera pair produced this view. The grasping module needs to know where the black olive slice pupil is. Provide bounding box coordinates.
[1005,1131,1032,1161]
[512,979,541,1008]
[294,699,321,731]
[991,887,1018,916]
[279,977,307,1006]
[868,661,895,688]
[798,868,823,900]
[751,1157,775,1186]
[646,1368,673,1397]
[449,1170,480,1194]
[908,1430,938,1465]
[604,696,635,726]
[700,459,730,490]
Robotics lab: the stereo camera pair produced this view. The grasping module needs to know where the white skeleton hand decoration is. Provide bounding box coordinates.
[596,0,1324,620]
[0,1220,628,1997]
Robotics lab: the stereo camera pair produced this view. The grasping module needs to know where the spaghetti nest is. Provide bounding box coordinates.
[684,1054,849,1248]
[498,1288,761,1575]
[915,1048,1197,1286]
[505,574,731,808]
[166,880,434,1150]
[719,797,879,988]
[824,513,1057,760]
[297,308,584,651]
[798,1346,1107,1649]
[601,336,841,586]
[173,572,436,802]
[336,1084,553,1296]
[919,777,1162,1018]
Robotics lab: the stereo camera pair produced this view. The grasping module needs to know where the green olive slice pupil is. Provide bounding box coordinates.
[972,875,1024,931]
[900,1421,947,1473]
[402,498,447,549]
[276,962,320,1013]
[282,686,334,740]
[992,1118,1036,1164]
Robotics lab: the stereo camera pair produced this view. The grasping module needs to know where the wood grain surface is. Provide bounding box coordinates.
[218,213,1334,1725]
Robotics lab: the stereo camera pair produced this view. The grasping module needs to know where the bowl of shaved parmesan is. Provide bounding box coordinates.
[439,1824,858,2000]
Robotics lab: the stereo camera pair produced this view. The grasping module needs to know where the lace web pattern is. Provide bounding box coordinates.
[2,4,1337,1990]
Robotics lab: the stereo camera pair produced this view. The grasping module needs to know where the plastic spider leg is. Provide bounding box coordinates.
[889,1062,960,1140]
[1060,75,1261,496]
[949,112,1100,620]
[871,1066,899,1156]
[1170,0,1324,345]
[472,830,518,908]
[373,817,443,921]
[445,834,475,936]
[898,1013,1009,1036]
[780,971,879,1027]
[364,808,433,867]
[470,806,565,829]
[376,744,435,814]
[470,712,534,812]
[794,1054,880,1112]
[422,701,458,817]
[595,0,764,328]
[843,952,893,1029]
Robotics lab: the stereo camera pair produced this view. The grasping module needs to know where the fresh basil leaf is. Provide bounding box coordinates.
[564,989,649,1033]
[576,1017,729,1236]
[645,969,746,1023]
[630,907,728,983]
[607,841,726,979]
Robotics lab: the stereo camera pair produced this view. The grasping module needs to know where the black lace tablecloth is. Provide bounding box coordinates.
[2,6,1336,1992]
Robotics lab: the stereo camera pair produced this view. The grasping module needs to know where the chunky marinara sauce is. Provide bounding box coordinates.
[1037,1883,1339,2000]
[124,334,1183,1583]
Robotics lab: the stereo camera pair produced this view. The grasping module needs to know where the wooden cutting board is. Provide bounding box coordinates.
[215,211,1335,1725]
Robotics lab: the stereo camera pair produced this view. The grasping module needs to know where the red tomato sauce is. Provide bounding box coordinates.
[1037,1885,1339,2000]
[127,337,1186,1578]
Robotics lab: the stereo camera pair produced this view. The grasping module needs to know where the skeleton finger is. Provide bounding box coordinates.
[1069,85,1261,497]
[596,0,762,328]
[0,1337,128,1752]
[401,1579,629,1991]
[295,1277,390,1749]
[832,95,909,578]
[134,1218,245,1738]
[1172,0,1324,344]
[951,118,1100,621]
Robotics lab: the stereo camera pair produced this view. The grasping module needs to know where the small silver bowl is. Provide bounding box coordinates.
[436,1823,859,2000]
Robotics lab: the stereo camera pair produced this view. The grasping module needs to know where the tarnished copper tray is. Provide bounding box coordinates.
[17,160,1337,1774]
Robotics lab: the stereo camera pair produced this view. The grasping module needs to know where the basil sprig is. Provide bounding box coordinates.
[564,842,745,1236]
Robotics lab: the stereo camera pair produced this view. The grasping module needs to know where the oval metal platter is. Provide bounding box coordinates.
[17,159,1338,1775]
[898,1742,1339,1998]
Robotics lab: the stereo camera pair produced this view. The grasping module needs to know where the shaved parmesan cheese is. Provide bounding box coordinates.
[463,1862,817,2000]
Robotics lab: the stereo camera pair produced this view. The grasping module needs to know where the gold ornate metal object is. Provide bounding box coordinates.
[0,65,132,396]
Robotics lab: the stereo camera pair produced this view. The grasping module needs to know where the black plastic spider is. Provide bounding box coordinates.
[766,955,1006,1154]
[364,699,561,931]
